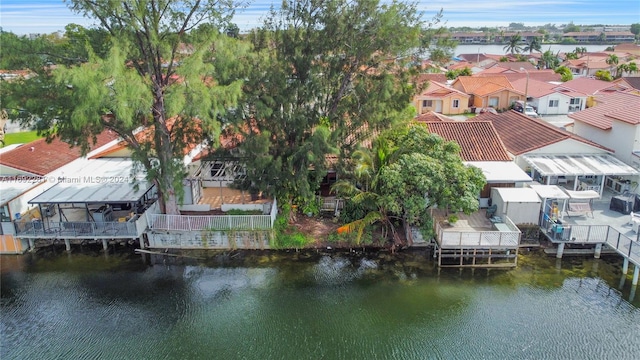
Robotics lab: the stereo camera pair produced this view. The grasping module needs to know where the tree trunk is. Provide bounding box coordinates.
[153,86,181,215]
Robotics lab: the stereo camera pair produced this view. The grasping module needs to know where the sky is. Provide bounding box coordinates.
[1,0,639,35]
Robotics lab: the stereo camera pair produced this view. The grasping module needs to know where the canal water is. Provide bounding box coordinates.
[2,248,639,360]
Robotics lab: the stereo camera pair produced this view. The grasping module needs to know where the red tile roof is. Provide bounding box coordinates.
[559,77,617,95]
[509,77,573,98]
[0,130,119,176]
[416,81,470,99]
[415,73,448,86]
[569,92,640,130]
[420,120,512,161]
[453,75,514,94]
[479,70,562,83]
[473,110,611,155]
[414,111,457,122]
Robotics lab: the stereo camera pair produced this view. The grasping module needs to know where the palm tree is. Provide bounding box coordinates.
[628,62,638,74]
[503,34,524,54]
[332,138,399,245]
[524,36,542,53]
[616,64,630,78]
[606,54,619,77]
[573,47,587,57]
[541,49,560,69]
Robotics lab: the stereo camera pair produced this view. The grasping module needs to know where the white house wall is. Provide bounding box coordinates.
[527,139,608,156]
[535,93,578,115]
[7,184,48,220]
[573,120,636,166]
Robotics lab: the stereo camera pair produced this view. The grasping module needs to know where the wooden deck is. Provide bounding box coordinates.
[199,187,270,209]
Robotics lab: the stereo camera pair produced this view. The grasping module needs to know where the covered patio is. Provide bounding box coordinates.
[15,158,157,239]
[523,154,639,197]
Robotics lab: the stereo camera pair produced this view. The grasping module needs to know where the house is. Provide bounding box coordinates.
[12,158,159,251]
[562,52,634,78]
[417,117,531,207]
[0,177,48,254]
[475,110,638,197]
[412,81,470,115]
[613,76,640,95]
[569,91,640,168]
[557,77,627,106]
[562,31,635,43]
[451,75,523,111]
[509,77,588,114]
[0,130,120,177]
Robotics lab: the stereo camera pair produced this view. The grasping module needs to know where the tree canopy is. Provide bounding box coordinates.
[333,123,486,244]
[226,0,427,210]
[2,0,248,214]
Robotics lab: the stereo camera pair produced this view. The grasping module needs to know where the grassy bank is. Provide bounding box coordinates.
[2,131,42,146]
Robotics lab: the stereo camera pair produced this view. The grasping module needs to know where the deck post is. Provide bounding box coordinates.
[594,243,602,259]
[633,266,639,286]
[102,239,108,251]
[28,239,35,251]
[556,242,565,259]
[64,239,71,252]
[623,258,629,274]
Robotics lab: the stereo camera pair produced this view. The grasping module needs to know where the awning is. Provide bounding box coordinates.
[529,184,570,200]
[564,189,600,200]
[28,158,152,204]
[465,161,532,183]
[523,154,638,177]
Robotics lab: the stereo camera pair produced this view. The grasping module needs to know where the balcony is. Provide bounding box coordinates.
[15,220,140,239]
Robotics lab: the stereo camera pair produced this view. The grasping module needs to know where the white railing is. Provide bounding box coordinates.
[435,216,521,249]
[14,221,138,238]
[319,197,344,212]
[148,198,278,231]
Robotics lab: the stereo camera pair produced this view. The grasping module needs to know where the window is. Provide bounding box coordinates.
[569,98,580,105]
[422,100,433,108]
[488,97,499,107]
[549,100,559,107]
[452,99,459,108]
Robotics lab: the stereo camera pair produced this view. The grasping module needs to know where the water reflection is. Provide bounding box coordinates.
[1,249,639,360]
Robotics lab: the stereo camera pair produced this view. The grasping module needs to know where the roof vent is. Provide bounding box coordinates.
[30,147,35,152]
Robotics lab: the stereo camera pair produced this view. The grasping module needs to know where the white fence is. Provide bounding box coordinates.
[436,216,521,249]
[147,198,278,231]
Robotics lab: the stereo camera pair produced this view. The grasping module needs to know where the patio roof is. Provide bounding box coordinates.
[465,161,532,182]
[523,154,639,177]
[529,184,570,200]
[28,158,152,204]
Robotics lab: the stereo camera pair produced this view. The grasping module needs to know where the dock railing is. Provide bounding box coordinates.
[148,198,278,231]
[435,216,520,249]
[540,215,640,266]
[14,221,138,238]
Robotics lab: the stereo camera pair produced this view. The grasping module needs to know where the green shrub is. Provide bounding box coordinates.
[271,214,313,249]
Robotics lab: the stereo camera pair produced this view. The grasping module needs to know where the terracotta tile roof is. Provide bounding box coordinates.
[481,70,561,83]
[615,76,640,90]
[487,62,537,71]
[456,53,493,63]
[477,66,511,74]
[473,82,515,97]
[414,73,448,85]
[569,92,640,130]
[414,111,457,122]
[453,75,514,94]
[416,81,470,99]
[448,61,475,70]
[510,77,563,98]
[558,77,617,95]
[0,130,119,176]
[473,110,611,155]
[420,120,511,161]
